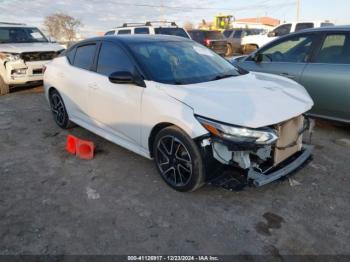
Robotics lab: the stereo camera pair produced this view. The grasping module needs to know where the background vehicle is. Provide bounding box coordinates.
[188,30,227,56]
[105,21,191,39]
[0,22,64,95]
[223,28,265,56]
[44,35,313,192]
[241,21,334,54]
[231,26,350,123]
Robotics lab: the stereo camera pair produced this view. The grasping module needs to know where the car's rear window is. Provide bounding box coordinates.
[154,27,189,38]
[223,30,233,38]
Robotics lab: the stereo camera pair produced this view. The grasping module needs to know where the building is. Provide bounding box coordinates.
[232,17,280,31]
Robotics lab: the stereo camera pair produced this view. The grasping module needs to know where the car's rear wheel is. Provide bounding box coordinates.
[243,44,258,54]
[0,76,10,96]
[153,126,206,192]
[49,89,74,129]
[225,44,233,57]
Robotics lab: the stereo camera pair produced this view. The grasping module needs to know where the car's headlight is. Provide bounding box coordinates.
[196,116,278,145]
[0,52,21,62]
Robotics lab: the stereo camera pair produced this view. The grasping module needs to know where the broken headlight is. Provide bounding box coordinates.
[0,52,21,62]
[196,116,278,145]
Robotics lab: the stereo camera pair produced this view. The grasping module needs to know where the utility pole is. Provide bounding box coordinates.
[160,0,164,22]
[296,0,301,21]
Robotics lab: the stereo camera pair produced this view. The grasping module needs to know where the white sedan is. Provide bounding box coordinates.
[44,35,314,192]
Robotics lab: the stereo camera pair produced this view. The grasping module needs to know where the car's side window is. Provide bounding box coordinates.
[96,42,134,76]
[258,34,315,63]
[135,27,150,34]
[105,30,115,36]
[314,33,350,64]
[66,48,76,64]
[118,29,131,35]
[295,23,314,32]
[233,30,242,38]
[73,44,96,70]
[273,24,292,37]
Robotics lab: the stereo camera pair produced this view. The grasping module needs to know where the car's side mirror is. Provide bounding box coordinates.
[268,31,276,37]
[109,71,146,87]
[252,53,263,63]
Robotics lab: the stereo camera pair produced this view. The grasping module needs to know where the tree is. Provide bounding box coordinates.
[183,21,194,31]
[44,13,83,43]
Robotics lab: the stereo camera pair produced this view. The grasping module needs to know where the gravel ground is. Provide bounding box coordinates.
[0,87,349,256]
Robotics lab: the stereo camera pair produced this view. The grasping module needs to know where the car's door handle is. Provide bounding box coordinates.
[279,73,296,79]
[88,83,99,89]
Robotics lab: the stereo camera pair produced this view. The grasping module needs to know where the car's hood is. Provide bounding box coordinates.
[0,42,64,53]
[160,72,314,128]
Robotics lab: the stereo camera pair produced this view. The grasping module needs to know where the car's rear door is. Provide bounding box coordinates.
[239,33,319,82]
[300,31,350,120]
[89,40,144,145]
[62,42,98,122]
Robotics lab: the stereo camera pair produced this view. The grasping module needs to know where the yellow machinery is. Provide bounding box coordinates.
[213,15,233,31]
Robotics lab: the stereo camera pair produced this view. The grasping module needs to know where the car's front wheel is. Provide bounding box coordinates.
[153,126,206,192]
[49,89,74,129]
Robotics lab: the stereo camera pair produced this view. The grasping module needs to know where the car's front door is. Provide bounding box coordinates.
[300,32,350,120]
[90,41,144,145]
[239,33,318,82]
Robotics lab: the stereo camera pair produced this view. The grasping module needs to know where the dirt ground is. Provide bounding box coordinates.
[0,87,349,256]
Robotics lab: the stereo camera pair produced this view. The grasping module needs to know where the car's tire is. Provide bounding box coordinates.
[225,44,233,57]
[242,44,258,55]
[49,89,74,129]
[0,76,10,96]
[153,126,206,192]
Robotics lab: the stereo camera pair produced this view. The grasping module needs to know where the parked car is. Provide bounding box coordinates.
[241,21,334,54]
[223,28,265,56]
[0,22,64,95]
[188,30,228,56]
[231,26,350,123]
[44,35,313,192]
[105,21,191,39]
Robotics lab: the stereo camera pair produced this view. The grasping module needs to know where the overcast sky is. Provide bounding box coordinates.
[0,0,349,36]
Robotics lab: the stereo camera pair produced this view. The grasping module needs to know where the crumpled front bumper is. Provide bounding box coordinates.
[2,59,49,85]
[248,145,313,187]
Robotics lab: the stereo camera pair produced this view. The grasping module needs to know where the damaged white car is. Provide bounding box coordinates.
[44,35,314,192]
[0,22,64,95]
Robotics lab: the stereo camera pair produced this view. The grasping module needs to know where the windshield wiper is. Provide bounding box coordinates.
[210,74,236,81]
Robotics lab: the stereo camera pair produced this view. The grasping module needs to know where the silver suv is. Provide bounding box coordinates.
[0,22,64,95]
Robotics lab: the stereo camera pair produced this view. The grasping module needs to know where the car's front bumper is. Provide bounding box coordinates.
[248,145,313,187]
[3,60,50,85]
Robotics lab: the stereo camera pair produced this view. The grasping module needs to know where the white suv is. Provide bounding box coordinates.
[0,22,64,95]
[241,21,334,53]
[105,21,191,39]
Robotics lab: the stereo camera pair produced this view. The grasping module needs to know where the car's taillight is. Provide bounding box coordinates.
[42,65,47,74]
[203,39,211,46]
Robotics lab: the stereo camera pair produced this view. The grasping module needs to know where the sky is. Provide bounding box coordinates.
[0,0,349,37]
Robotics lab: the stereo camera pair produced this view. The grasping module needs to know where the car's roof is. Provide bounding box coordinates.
[0,23,36,28]
[79,34,192,45]
[297,25,350,33]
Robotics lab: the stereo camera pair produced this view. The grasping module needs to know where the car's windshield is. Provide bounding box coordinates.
[0,27,48,43]
[154,28,189,39]
[130,41,241,85]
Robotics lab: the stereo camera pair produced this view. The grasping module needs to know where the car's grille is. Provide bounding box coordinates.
[32,68,43,75]
[21,52,57,62]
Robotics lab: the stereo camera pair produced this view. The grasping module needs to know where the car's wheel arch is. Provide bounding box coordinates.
[148,122,177,158]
